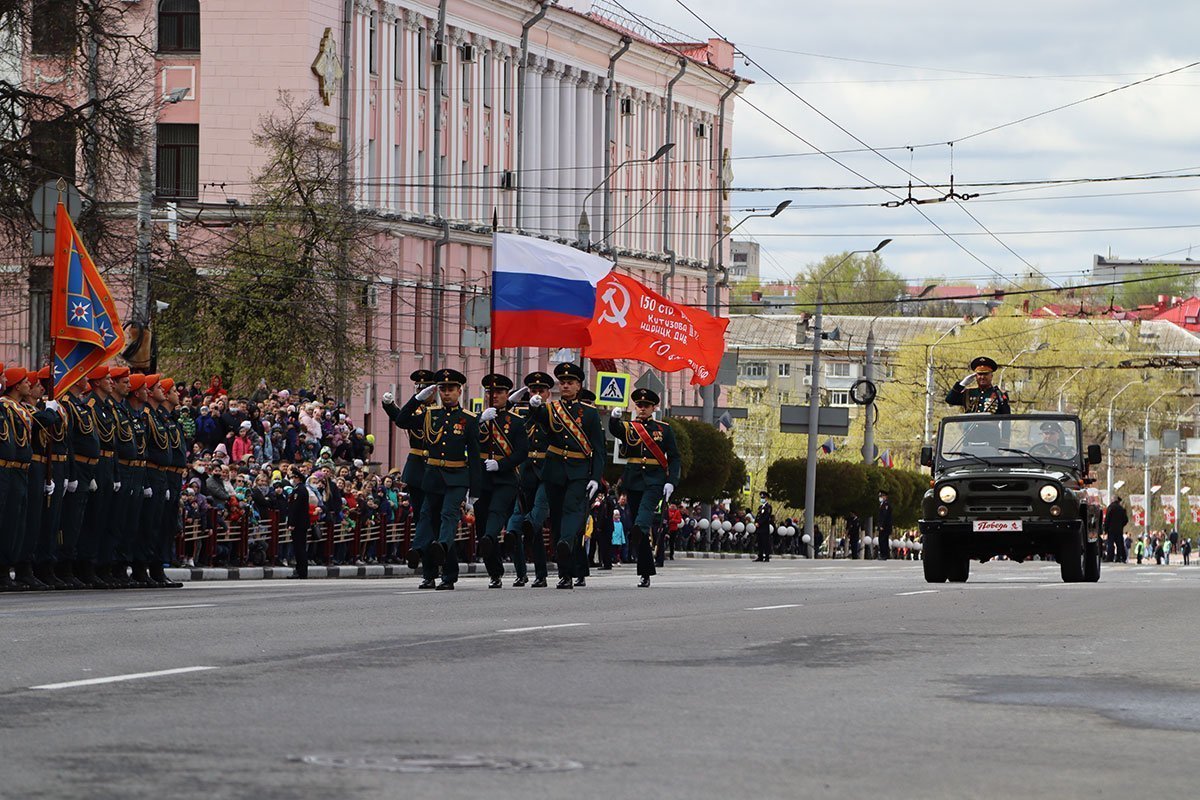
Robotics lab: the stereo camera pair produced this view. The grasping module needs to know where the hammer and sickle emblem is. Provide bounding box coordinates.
[599,282,631,328]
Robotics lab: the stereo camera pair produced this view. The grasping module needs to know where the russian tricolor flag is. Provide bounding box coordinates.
[490,233,613,349]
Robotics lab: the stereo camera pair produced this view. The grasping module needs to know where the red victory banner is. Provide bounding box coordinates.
[583,272,728,386]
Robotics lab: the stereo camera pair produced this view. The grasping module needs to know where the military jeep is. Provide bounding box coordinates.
[919,413,1104,584]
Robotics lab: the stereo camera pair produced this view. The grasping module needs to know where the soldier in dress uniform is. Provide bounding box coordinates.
[754,492,774,562]
[381,369,436,575]
[105,366,139,587]
[154,378,185,587]
[15,368,61,590]
[119,373,153,586]
[946,356,1011,414]
[1,367,38,590]
[58,372,100,589]
[79,365,118,588]
[527,362,606,589]
[475,373,528,588]
[578,388,597,406]
[138,375,174,587]
[393,368,481,590]
[609,388,680,588]
[33,368,71,589]
[505,372,554,587]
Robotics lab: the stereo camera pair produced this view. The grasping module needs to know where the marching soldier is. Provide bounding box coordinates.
[393,368,481,590]
[609,388,680,588]
[946,356,1011,414]
[381,370,436,576]
[139,375,174,587]
[58,372,100,589]
[1,367,37,590]
[79,365,118,588]
[475,373,528,588]
[119,373,152,586]
[505,372,555,587]
[33,368,70,589]
[527,362,605,589]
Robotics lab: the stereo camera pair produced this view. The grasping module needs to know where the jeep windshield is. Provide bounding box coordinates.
[939,417,1079,464]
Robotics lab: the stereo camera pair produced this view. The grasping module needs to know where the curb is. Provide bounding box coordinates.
[165,563,492,582]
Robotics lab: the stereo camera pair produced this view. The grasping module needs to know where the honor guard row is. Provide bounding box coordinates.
[0,362,186,592]
[382,362,679,589]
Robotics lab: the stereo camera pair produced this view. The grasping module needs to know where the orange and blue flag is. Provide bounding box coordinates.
[50,201,124,397]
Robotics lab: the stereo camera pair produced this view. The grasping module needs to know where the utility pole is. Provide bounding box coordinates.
[861,328,876,556]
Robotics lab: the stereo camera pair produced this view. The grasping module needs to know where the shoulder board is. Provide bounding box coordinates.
[87,398,96,408]
[460,409,476,418]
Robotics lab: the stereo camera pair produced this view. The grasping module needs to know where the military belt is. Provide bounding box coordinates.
[75,456,99,465]
[527,452,545,460]
[409,449,428,458]
[548,446,587,460]
[50,453,68,462]
[100,449,114,458]
[0,460,30,470]
[625,457,663,466]
[145,462,172,471]
[31,454,47,464]
[426,458,467,468]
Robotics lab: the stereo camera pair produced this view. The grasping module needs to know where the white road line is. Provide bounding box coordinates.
[126,604,216,612]
[496,623,590,634]
[746,604,802,611]
[31,666,217,691]
[895,590,939,596]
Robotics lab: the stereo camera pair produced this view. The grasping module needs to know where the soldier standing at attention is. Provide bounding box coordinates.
[33,368,70,589]
[609,388,680,588]
[79,365,118,588]
[527,362,606,590]
[505,372,555,587]
[139,375,173,587]
[945,357,1011,414]
[475,373,528,589]
[154,378,185,587]
[15,369,62,590]
[394,369,481,591]
[107,366,141,587]
[1,367,37,590]
[58,372,100,589]
[754,491,774,562]
[381,370,435,575]
[122,374,153,586]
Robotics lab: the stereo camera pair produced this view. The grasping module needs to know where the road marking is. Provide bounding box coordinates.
[394,591,430,595]
[31,666,217,691]
[496,623,590,634]
[895,590,939,596]
[746,604,802,611]
[126,603,216,612]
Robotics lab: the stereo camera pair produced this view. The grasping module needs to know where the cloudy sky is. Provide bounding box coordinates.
[621,0,1200,289]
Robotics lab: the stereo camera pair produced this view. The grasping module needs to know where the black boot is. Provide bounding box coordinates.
[56,562,86,589]
[34,563,66,590]
[488,577,502,588]
[418,577,437,589]
[512,575,529,587]
[573,577,586,587]
[128,561,154,588]
[638,575,651,588]
[107,563,132,588]
[556,576,573,589]
[13,564,49,591]
[76,560,109,590]
[148,563,183,588]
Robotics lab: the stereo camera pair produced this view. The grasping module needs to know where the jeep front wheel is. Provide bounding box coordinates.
[922,531,948,583]
[1059,525,1086,583]
[1084,539,1102,582]
[946,553,970,582]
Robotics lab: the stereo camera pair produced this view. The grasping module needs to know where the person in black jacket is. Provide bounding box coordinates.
[1104,496,1129,563]
[754,492,774,562]
[286,470,310,578]
[877,490,893,560]
[846,511,862,559]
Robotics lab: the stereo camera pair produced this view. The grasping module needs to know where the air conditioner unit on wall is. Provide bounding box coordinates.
[460,44,475,62]
[432,42,446,64]
[499,170,516,190]
[620,97,633,116]
[695,122,707,138]
[361,283,378,309]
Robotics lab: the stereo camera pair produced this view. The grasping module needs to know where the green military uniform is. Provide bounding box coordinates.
[505,371,555,587]
[475,373,528,587]
[381,370,435,576]
[527,362,606,588]
[610,388,681,586]
[945,356,1011,414]
[394,368,481,590]
[58,384,100,588]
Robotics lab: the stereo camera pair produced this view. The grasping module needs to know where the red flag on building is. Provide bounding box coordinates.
[583,272,728,386]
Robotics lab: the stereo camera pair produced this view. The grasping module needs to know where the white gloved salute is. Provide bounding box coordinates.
[586,480,599,498]
[610,407,623,419]
[484,459,499,472]
[959,373,977,387]
[415,384,437,402]
[44,399,60,412]
[143,487,153,498]
[663,483,674,500]
[381,391,395,405]
[65,480,78,493]
[528,394,544,408]
[479,407,498,423]
[508,385,529,404]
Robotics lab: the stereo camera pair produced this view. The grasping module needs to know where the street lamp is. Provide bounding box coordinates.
[1144,390,1177,537]
[1106,379,1139,499]
[700,200,791,425]
[577,142,675,251]
[1055,368,1084,413]
[998,341,1050,379]
[803,238,892,557]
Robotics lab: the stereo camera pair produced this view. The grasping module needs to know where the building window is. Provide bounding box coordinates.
[32,0,76,55]
[29,119,76,184]
[156,123,199,200]
[740,361,767,379]
[368,11,378,74]
[157,0,200,54]
[502,57,511,113]
[827,362,851,378]
[777,363,791,378]
[417,30,427,89]
[482,55,492,108]
[461,60,470,102]
[393,22,403,81]
[732,252,747,263]
[829,390,850,406]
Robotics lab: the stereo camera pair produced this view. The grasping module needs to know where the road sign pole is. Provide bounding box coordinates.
[803,290,824,558]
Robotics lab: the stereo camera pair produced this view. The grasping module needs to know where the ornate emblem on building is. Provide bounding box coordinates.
[311,28,343,106]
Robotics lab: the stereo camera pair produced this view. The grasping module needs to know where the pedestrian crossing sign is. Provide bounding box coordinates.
[470,397,484,414]
[595,371,630,408]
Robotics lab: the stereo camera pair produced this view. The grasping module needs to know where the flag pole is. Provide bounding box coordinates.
[49,180,68,399]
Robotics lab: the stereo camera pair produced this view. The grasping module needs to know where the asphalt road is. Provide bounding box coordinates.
[2,558,1198,800]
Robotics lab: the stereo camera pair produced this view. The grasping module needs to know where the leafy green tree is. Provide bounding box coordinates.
[1116,264,1197,310]
[792,251,904,315]
[674,418,734,502]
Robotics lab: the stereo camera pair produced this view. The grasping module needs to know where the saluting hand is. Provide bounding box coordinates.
[959,373,977,387]
[415,384,437,402]
[610,407,623,419]
[381,391,395,405]
[528,394,543,408]
[508,386,529,403]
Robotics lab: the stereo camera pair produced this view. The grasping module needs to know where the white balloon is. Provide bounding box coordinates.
[768,525,775,534]
[890,539,900,549]
[801,533,812,544]
[913,542,923,552]
[733,522,745,533]
[698,518,710,530]
[722,521,733,532]
[788,526,797,536]
[746,523,756,534]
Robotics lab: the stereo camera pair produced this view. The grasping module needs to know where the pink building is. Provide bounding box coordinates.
[3,0,743,468]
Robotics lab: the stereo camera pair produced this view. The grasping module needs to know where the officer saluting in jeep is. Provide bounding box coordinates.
[945,356,1011,414]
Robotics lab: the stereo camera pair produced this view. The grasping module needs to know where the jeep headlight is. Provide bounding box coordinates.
[938,485,957,504]
[1039,484,1059,503]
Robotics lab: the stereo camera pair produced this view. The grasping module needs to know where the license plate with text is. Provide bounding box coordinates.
[972,520,1023,532]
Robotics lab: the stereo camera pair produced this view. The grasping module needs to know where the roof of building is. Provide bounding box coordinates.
[1151,296,1200,332]
[725,314,964,353]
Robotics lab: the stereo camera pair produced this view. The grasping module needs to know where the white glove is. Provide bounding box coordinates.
[465,495,476,509]
[166,490,172,501]
[143,487,153,498]
[480,407,498,423]
[88,478,98,492]
[529,394,543,408]
[610,407,623,419]
[113,481,122,491]
[484,459,499,472]
[44,400,60,412]
[381,391,395,405]
[959,373,977,387]
[508,386,529,403]
[663,482,674,500]
[66,480,78,493]
[586,480,599,498]
[415,384,437,402]
[45,481,55,495]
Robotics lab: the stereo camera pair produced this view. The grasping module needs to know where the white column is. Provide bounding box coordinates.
[558,66,577,240]
[575,73,593,242]
[592,79,604,237]
[521,55,545,233]
[538,63,560,235]
[380,8,395,211]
